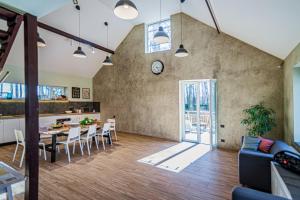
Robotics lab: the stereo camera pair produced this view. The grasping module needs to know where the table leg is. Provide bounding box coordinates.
[51,134,57,163]
[6,185,13,200]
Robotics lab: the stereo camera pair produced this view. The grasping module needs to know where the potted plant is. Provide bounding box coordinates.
[241,102,276,137]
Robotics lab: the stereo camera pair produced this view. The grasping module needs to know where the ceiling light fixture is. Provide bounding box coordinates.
[175,0,188,57]
[153,0,169,44]
[102,22,113,66]
[37,33,46,48]
[114,0,138,20]
[73,4,87,58]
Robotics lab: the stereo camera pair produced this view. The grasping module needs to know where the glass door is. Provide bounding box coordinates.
[180,80,217,146]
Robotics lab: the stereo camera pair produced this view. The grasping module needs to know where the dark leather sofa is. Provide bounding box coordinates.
[238,140,297,192]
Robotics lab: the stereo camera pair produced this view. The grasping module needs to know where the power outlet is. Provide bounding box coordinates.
[221,139,225,143]
[220,124,225,128]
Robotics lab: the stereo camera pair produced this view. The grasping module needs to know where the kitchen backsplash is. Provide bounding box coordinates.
[0,101,100,115]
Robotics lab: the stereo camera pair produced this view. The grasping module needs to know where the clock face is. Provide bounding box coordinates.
[151,60,164,75]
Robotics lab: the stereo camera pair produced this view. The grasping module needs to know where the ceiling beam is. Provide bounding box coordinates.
[205,0,221,34]
[38,22,114,54]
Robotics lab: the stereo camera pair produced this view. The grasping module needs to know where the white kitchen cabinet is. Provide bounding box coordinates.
[19,118,25,135]
[3,119,20,143]
[0,120,4,143]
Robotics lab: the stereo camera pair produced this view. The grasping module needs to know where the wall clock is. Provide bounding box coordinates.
[151,60,164,75]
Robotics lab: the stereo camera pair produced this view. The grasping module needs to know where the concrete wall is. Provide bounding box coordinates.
[93,13,283,149]
[283,42,300,145]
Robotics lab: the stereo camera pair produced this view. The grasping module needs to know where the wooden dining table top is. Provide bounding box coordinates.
[39,121,104,135]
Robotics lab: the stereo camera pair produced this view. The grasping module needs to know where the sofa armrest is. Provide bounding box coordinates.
[239,149,273,192]
[232,187,288,200]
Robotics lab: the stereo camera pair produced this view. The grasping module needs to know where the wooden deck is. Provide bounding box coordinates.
[0,132,239,200]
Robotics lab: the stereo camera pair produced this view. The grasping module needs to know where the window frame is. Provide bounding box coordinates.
[145,18,172,54]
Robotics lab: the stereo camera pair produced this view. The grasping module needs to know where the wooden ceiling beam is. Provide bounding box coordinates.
[38,22,115,54]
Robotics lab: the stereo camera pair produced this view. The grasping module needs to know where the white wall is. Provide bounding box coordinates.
[2,64,93,102]
[293,65,300,142]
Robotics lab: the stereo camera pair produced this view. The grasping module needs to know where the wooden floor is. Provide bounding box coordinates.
[0,133,239,200]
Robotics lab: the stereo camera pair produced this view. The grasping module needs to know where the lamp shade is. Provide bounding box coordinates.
[175,44,188,57]
[37,33,46,48]
[73,46,87,58]
[102,56,113,66]
[153,26,169,44]
[114,0,138,20]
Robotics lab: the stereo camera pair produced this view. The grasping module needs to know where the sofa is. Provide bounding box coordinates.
[239,138,298,192]
[232,187,288,200]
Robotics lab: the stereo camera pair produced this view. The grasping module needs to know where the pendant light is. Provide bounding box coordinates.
[73,5,87,58]
[37,33,46,48]
[114,0,138,20]
[102,22,113,66]
[175,0,188,57]
[153,0,170,44]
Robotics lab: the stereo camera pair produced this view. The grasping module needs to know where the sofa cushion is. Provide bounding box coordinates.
[258,137,274,153]
[270,140,299,155]
[242,136,261,151]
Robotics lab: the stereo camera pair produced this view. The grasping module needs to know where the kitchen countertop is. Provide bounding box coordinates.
[0,112,100,119]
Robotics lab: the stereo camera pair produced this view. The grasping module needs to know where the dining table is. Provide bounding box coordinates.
[39,122,111,163]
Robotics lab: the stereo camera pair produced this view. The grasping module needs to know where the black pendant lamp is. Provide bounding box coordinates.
[37,33,46,48]
[102,22,113,66]
[73,5,87,58]
[114,0,138,20]
[153,0,170,44]
[175,0,188,57]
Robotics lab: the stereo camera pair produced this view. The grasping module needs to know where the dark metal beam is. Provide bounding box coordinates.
[38,22,115,54]
[205,0,221,34]
[24,13,39,200]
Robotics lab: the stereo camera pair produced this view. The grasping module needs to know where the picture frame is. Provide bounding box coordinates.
[72,87,80,99]
[82,88,90,99]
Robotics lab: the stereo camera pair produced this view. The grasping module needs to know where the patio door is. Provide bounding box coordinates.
[180,80,217,147]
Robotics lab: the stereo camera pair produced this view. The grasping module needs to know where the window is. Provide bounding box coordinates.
[145,19,171,53]
[0,82,66,100]
[293,66,300,143]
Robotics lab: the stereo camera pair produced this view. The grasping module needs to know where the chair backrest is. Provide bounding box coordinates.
[102,123,111,135]
[67,127,81,143]
[107,118,116,129]
[14,130,25,145]
[87,124,97,138]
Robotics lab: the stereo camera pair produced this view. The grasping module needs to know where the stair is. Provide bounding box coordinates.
[0,6,22,72]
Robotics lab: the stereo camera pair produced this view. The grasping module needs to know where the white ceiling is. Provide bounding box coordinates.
[1,0,300,78]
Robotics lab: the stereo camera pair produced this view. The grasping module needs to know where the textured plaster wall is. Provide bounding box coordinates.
[283,43,300,146]
[93,14,283,149]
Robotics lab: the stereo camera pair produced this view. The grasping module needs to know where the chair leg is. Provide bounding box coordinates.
[57,146,60,153]
[95,136,99,150]
[43,144,47,160]
[109,133,113,145]
[12,144,19,162]
[101,136,106,150]
[114,130,117,141]
[86,140,90,156]
[39,149,42,156]
[73,142,76,155]
[78,140,84,156]
[20,146,25,168]
[66,144,71,163]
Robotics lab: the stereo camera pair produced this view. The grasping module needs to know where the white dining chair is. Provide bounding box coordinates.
[56,127,83,163]
[96,123,112,150]
[107,118,117,141]
[81,124,99,156]
[13,130,47,168]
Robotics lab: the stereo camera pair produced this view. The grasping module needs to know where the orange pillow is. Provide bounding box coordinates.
[258,137,274,153]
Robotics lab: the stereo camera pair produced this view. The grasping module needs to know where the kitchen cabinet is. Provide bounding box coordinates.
[3,119,20,143]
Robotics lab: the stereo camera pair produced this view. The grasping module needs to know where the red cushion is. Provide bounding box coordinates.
[258,137,274,153]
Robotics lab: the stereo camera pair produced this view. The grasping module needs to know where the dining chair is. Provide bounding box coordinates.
[96,123,112,150]
[107,118,117,141]
[13,130,47,168]
[56,127,83,163]
[81,124,99,156]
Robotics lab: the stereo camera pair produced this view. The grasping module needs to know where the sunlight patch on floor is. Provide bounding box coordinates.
[137,142,195,165]
[157,144,211,173]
